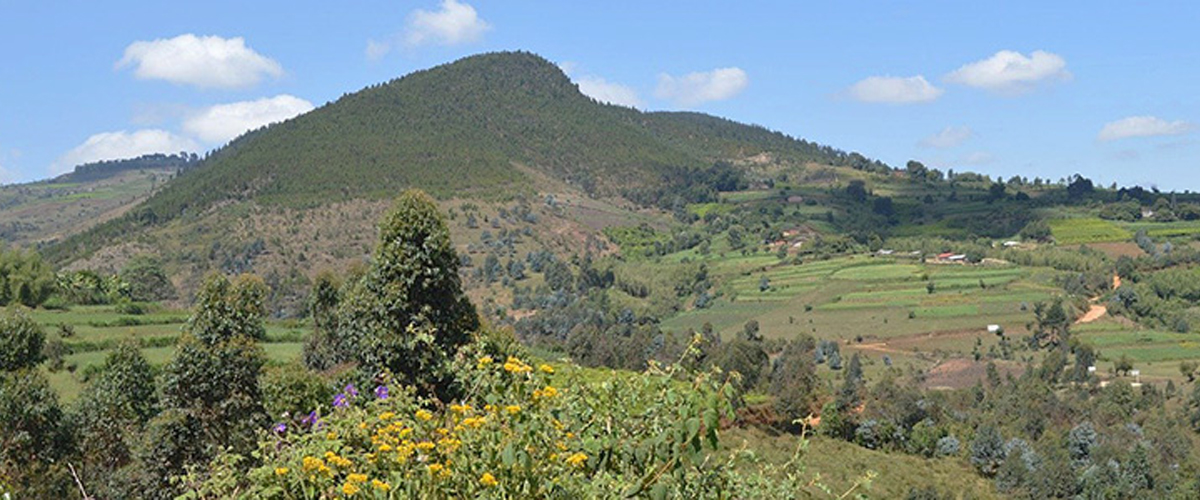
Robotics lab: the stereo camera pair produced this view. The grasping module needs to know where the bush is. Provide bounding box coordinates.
[0,307,45,371]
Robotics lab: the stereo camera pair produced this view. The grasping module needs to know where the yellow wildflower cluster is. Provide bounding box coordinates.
[503,356,533,374]
[505,405,521,415]
[566,452,588,468]
[480,472,499,487]
[371,479,391,492]
[415,409,433,421]
[324,451,353,468]
[533,385,559,400]
[539,363,555,374]
[274,467,289,476]
[302,456,332,478]
[477,355,494,368]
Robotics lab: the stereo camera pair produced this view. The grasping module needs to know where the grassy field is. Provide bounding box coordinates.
[1048,217,1132,244]
[33,304,306,401]
[722,427,1001,498]
[1118,219,1200,239]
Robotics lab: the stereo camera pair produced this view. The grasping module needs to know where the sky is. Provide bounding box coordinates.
[1,1,1197,190]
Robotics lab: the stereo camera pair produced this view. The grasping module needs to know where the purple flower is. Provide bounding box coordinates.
[374,385,389,400]
[302,411,318,427]
[273,422,287,434]
[332,393,348,408]
[344,384,359,397]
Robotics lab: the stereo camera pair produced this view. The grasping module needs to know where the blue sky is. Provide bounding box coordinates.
[1,1,1197,189]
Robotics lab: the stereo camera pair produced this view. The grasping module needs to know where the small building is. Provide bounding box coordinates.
[987,324,1001,334]
[947,254,967,262]
[937,252,955,260]
[877,249,894,255]
[1003,240,1020,247]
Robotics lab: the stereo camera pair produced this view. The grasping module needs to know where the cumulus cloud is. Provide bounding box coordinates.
[1098,116,1196,142]
[919,126,973,148]
[366,0,489,59]
[944,50,1070,93]
[53,130,198,175]
[847,75,942,104]
[575,76,642,108]
[117,34,283,89]
[183,95,315,144]
[655,67,748,107]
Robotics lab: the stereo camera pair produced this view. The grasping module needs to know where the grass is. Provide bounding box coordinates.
[721,427,1001,499]
[1048,217,1132,244]
[32,303,309,402]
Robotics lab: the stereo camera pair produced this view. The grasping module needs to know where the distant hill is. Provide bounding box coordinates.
[0,153,194,248]
[44,51,887,311]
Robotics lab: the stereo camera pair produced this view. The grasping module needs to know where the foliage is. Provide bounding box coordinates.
[0,369,72,498]
[120,255,177,302]
[0,307,45,371]
[336,190,479,400]
[0,246,55,307]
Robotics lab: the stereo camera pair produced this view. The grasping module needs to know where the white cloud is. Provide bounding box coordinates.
[1098,116,1196,142]
[919,126,974,148]
[847,75,942,104]
[53,130,198,175]
[366,0,489,59]
[117,34,283,89]
[183,95,315,144]
[655,67,748,107]
[405,0,489,47]
[944,50,1070,93]
[575,76,642,108]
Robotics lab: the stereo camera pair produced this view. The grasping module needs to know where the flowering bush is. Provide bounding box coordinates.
[184,336,873,499]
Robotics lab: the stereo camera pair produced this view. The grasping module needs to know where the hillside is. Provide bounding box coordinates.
[44,51,879,309]
[0,153,194,248]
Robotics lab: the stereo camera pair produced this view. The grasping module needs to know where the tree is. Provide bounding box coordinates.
[73,342,157,497]
[155,273,270,495]
[120,256,177,302]
[846,180,868,202]
[302,270,345,371]
[741,319,761,342]
[0,307,45,371]
[1019,220,1052,243]
[0,369,72,498]
[970,425,1006,477]
[769,335,819,425]
[1030,298,1070,349]
[1067,421,1098,466]
[838,353,864,410]
[337,190,479,400]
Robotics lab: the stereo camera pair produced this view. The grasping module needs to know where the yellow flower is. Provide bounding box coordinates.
[480,472,499,487]
[372,479,391,492]
[566,452,588,467]
[326,431,338,440]
[417,441,436,451]
[379,411,395,421]
[505,405,521,415]
[450,403,472,414]
[539,364,555,374]
[378,443,393,452]
[342,481,360,496]
[427,463,444,474]
[274,467,289,476]
[302,456,324,472]
[416,409,433,421]
[478,355,494,368]
[347,473,368,484]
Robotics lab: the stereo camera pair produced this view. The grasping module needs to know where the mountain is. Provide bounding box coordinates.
[44,51,882,312]
[0,153,195,248]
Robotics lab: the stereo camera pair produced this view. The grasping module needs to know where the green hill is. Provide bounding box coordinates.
[44,52,876,288]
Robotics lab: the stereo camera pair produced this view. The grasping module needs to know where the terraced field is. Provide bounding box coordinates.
[33,304,306,401]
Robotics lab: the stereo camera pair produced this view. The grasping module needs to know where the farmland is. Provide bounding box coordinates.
[32,304,306,401]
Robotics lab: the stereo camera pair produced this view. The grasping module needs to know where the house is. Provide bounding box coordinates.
[947,254,967,262]
[877,249,894,255]
[1002,241,1020,247]
[936,252,955,260]
[786,196,805,204]
[987,324,1001,334]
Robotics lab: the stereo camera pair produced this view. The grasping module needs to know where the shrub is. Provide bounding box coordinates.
[0,307,45,371]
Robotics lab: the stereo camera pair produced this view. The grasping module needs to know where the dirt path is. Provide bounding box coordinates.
[1076,304,1108,324]
[1075,274,1120,325]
